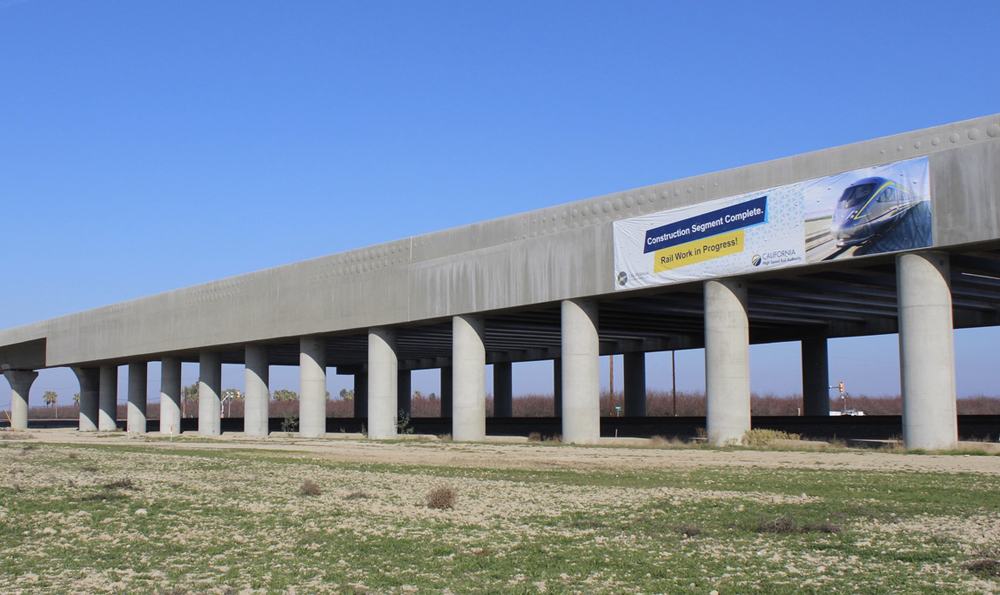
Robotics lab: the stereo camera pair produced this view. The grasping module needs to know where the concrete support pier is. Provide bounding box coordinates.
[561,299,599,444]
[159,357,181,435]
[368,327,398,439]
[898,252,958,450]
[440,366,452,418]
[299,337,327,438]
[198,351,222,436]
[354,373,368,418]
[244,345,270,437]
[801,336,830,416]
[4,369,37,431]
[127,362,147,433]
[453,315,486,441]
[99,365,118,431]
[493,361,512,418]
[704,279,750,445]
[553,358,562,417]
[397,369,411,418]
[623,352,646,417]
[73,367,100,432]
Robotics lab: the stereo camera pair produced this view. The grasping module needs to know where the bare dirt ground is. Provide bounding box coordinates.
[12,427,1000,474]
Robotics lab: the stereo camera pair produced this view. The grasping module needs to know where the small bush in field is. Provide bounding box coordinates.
[299,479,322,496]
[426,485,456,509]
[742,429,800,446]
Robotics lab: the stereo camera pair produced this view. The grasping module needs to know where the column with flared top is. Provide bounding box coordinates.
[801,336,830,416]
[368,327,398,439]
[73,367,99,432]
[898,252,957,450]
[299,337,326,438]
[493,361,512,418]
[198,352,221,436]
[704,279,750,445]
[623,352,646,417]
[159,358,181,435]
[4,369,37,431]
[245,345,270,437]
[561,300,600,445]
[452,315,485,441]
[99,365,118,431]
[127,362,147,433]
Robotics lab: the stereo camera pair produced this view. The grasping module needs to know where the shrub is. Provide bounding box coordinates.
[742,429,800,447]
[103,478,136,490]
[280,415,299,434]
[299,479,322,496]
[426,485,456,509]
[757,516,798,534]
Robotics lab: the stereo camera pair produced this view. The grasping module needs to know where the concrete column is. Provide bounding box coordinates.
[354,373,368,418]
[127,362,148,434]
[159,357,182,435]
[244,345,270,437]
[623,352,646,417]
[4,370,37,431]
[397,369,412,418]
[299,337,326,438]
[493,361,513,418]
[99,365,118,431]
[440,366,453,417]
[453,315,486,441]
[73,367,100,432]
[704,279,750,445]
[898,252,957,450]
[368,327,398,439]
[801,336,830,416]
[561,299,600,444]
[198,351,221,436]
[553,358,562,417]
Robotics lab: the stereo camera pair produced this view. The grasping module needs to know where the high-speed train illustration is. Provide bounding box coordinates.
[831,176,922,247]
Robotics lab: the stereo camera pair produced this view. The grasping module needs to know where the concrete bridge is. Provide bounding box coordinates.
[3,114,999,448]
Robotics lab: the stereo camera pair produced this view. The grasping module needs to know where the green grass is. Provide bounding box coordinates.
[0,442,998,593]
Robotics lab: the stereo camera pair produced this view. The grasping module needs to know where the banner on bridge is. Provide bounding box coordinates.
[612,157,931,290]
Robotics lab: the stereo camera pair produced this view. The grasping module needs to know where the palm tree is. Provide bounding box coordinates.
[43,391,58,419]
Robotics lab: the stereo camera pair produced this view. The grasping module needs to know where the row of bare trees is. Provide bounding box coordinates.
[21,389,1000,419]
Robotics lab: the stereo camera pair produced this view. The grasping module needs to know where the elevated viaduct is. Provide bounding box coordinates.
[3,114,1000,448]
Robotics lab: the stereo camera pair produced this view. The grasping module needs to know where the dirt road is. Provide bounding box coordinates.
[6,427,1000,475]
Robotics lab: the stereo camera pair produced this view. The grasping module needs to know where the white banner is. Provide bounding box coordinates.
[613,157,930,290]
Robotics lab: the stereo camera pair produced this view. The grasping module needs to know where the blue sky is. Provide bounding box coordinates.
[2,0,999,406]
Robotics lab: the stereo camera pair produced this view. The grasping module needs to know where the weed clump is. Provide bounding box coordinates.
[103,478,136,490]
[758,516,799,534]
[426,485,456,509]
[965,545,1000,577]
[742,429,801,447]
[298,479,322,496]
[756,515,841,535]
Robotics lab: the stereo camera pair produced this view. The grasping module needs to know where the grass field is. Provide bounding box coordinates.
[2,439,1000,594]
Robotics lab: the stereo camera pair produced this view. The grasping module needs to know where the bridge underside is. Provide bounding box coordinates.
[173,243,1000,371]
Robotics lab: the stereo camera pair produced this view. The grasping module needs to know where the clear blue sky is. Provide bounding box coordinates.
[2,0,999,406]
